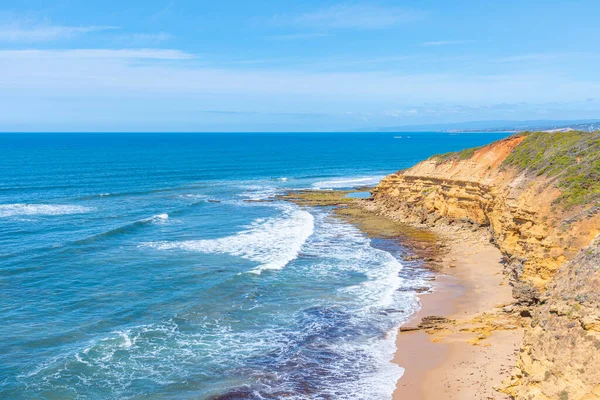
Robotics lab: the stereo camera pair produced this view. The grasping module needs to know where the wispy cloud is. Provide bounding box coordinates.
[1,48,598,105]
[421,40,473,46]
[0,21,117,42]
[379,103,525,118]
[149,0,175,23]
[117,32,174,45]
[493,52,600,63]
[274,4,422,30]
[195,109,329,118]
[0,48,193,60]
[267,33,331,40]
[1,48,599,131]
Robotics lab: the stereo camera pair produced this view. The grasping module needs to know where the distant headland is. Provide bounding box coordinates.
[365,119,600,133]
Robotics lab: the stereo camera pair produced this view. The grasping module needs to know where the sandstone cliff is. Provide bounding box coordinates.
[504,236,600,399]
[370,131,600,399]
[372,133,600,291]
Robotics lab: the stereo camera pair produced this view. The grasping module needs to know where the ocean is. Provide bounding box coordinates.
[0,132,510,399]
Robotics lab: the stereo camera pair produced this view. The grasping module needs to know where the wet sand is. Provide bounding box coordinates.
[393,233,522,399]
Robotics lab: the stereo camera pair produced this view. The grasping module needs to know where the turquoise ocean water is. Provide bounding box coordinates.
[0,132,509,399]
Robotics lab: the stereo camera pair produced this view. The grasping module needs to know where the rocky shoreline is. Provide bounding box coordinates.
[377,214,526,399]
[282,130,600,399]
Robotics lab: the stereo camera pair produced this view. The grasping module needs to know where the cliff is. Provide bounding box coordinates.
[369,131,600,398]
[504,236,600,399]
[372,132,600,291]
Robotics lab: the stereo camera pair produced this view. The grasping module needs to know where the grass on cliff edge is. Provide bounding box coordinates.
[428,130,600,207]
[430,145,482,163]
[502,131,600,207]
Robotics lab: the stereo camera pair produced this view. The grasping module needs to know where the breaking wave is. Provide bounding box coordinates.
[144,206,314,274]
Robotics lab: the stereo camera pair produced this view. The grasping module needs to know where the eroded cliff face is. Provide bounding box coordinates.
[372,135,599,290]
[504,236,600,400]
[370,133,600,399]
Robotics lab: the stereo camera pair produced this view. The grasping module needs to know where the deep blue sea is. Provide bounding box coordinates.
[0,132,510,399]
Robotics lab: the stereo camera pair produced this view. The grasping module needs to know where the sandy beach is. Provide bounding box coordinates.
[392,227,523,399]
[280,190,526,399]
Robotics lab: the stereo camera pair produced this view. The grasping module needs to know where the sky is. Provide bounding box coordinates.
[1,0,599,132]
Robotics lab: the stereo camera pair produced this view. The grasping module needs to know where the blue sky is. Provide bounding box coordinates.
[1,0,599,131]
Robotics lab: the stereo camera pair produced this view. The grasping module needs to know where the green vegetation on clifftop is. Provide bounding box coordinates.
[430,145,481,162]
[427,131,600,207]
[502,131,600,206]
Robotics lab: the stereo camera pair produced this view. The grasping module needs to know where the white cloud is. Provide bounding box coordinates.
[116,32,174,45]
[0,48,193,60]
[127,32,173,41]
[422,40,473,46]
[0,48,598,107]
[1,47,599,133]
[275,4,422,30]
[493,52,600,63]
[0,22,117,42]
[267,33,331,40]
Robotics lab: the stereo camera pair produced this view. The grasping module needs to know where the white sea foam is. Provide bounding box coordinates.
[20,318,290,398]
[291,211,425,399]
[311,176,384,190]
[118,331,133,348]
[238,185,280,201]
[0,204,93,217]
[341,327,404,400]
[177,194,207,200]
[144,213,169,224]
[144,205,314,274]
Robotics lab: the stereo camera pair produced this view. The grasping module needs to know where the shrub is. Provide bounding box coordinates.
[502,131,600,207]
